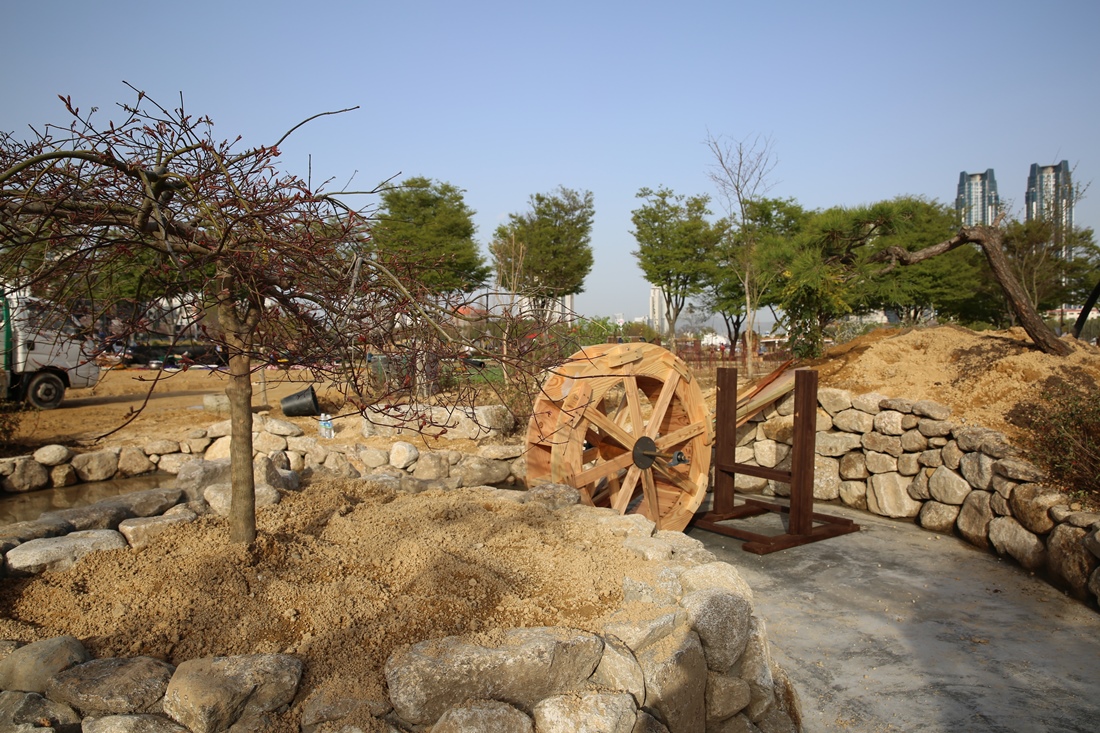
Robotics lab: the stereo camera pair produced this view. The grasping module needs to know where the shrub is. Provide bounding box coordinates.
[1016,381,1100,505]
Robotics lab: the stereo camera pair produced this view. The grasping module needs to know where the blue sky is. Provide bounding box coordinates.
[4,0,1098,325]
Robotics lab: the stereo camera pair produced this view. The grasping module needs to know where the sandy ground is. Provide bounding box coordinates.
[1,326,1097,731]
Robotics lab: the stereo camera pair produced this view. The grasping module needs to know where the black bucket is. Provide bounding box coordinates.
[280,386,320,417]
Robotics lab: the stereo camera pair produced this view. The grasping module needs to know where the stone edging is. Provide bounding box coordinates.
[733,387,1100,607]
[0,483,803,733]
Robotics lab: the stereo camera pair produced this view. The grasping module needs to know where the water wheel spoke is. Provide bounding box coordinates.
[612,466,641,513]
[585,407,636,451]
[655,421,706,452]
[641,468,662,529]
[623,376,646,437]
[574,450,635,487]
[652,461,699,496]
[644,371,681,439]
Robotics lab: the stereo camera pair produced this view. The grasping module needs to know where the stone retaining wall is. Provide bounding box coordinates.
[734,387,1100,607]
[0,484,802,733]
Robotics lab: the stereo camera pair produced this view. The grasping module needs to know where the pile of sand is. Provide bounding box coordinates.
[0,479,655,731]
[809,326,1100,439]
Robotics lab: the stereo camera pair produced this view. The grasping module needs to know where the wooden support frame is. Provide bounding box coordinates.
[693,367,860,554]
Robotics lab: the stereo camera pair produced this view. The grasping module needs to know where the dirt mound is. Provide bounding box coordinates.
[0,479,653,731]
[808,326,1100,439]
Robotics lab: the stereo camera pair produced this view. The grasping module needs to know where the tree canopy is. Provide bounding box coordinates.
[490,186,594,316]
[630,186,723,340]
[371,176,490,294]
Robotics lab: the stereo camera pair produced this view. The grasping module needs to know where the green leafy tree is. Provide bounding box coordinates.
[630,186,724,341]
[490,186,594,316]
[372,176,489,293]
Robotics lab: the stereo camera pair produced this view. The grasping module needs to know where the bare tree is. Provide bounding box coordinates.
[0,89,498,543]
[705,132,778,376]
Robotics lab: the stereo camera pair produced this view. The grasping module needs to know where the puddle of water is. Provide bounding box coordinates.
[0,473,174,526]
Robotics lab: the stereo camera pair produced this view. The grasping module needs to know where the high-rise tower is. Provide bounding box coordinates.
[1026,160,1074,232]
[956,169,1000,226]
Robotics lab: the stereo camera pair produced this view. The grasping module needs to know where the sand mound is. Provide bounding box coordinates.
[808,326,1100,439]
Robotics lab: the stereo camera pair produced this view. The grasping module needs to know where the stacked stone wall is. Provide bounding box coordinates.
[735,387,1100,606]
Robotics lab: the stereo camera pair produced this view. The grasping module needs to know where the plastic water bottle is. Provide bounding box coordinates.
[319,413,334,439]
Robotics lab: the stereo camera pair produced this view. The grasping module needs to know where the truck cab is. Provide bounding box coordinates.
[0,292,101,409]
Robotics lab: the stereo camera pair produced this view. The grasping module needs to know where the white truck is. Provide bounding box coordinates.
[0,290,101,409]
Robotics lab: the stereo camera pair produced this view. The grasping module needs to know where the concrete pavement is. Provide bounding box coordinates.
[688,504,1100,733]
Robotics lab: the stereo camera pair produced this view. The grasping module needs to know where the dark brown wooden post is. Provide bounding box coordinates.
[788,369,818,536]
[713,367,738,514]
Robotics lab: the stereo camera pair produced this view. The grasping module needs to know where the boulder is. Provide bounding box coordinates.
[815,432,863,457]
[119,511,198,550]
[44,656,175,717]
[143,439,181,456]
[831,408,874,434]
[867,473,922,518]
[912,400,952,420]
[451,456,512,487]
[861,432,903,457]
[928,466,971,505]
[0,690,82,731]
[918,501,960,533]
[680,587,754,673]
[590,634,646,706]
[993,457,1045,483]
[0,635,90,693]
[117,446,156,477]
[706,671,752,725]
[850,392,889,414]
[1009,484,1063,534]
[900,429,929,453]
[532,692,636,733]
[637,624,707,733]
[72,448,121,482]
[1,457,50,493]
[5,530,127,575]
[988,517,1047,571]
[384,627,603,726]
[738,617,776,722]
[412,452,450,480]
[838,480,868,510]
[813,456,841,501]
[174,459,232,502]
[435,699,534,733]
[162,654,303,733]
[389,441,420,470]
[864,451,898,475]
[872,411,905,436]
[816,388,853,415]
[956,491,993,549]
[839,452,869,480]
[959,451,995,490]
[204,483,280,517]
[33,444,73,466]
[82,713,191,732]
[1047,525,1099,599]
[262,418,303,437]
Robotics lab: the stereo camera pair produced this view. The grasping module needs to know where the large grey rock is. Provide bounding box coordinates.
[897,453,920,476]
[602,605,687,651]
[532,691,636,733]
[993,457,1044,483]
[816,388,853,415]
[433,699,533,733]
[979,432,1018,459]
[872,411,905,436]
[83,714,191,732]
[912,400,952,420]
[861,432,903,457]
[900,429,929,453]
[851,392,889,414]
[479,443,525,461]
[526,483,581,511]
[917,449,943,468]
[953,426,995,452]
[451,456,512,487]
[928,466,971,505]
[706,671,752,725]
[162,654,302,733]
[143,439,182,456]
[839,452,869,480]
[867,473,922,518]
[738,617,776,723]
[917,419,954,438]
[202,435,232,461]
[0,690,82,732]
[156,453,197,475]
[33,444,73,466]
[71,448,121,482]
[831,408,874,434]
[864,451,898,475]
[754,439,789,468]
[412,452,450,480]
[117,446,156,477]
[45,656,174,717]
[959,451,995,490]
[918,501,960,533]
[813,457,841,501]
[1,457,50,492]
[389,441,420,470]
[261,418,303,437]
[5,530,127,575]
[252,431,288,454]
[43,502,132,532]
[0,515,73,547]
[940,441,962,470]
[119,511,198,550]
[988,516,1047,571]
[0,635,89,693]
[815,432,863,457]
[956,491,993,549]
[1047,525,1100,599]
[1009,484,1064,534]
[591,635,646,706]
[637,624,707,733]
[384,627,603,726]
[838,480,868,509]
[203,482,280,517]
[680,587,754,673]
[114,488,183,518]
[174,459,232,502]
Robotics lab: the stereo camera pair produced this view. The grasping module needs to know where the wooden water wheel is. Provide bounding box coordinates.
[525,342,712,531]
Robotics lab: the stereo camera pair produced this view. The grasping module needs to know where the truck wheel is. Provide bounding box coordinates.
[26,372,65,410]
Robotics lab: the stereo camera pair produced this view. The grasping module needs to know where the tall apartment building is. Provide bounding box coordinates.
[648,285,668,335]
[956,169,1000,226]
[1026,160,1074,231]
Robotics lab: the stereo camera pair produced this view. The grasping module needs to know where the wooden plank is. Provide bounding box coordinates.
[607,344,646,367]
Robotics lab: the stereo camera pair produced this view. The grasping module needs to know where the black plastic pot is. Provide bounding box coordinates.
[280,385,320,417]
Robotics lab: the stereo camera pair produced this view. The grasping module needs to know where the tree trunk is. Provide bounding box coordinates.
[873,225,1072,357]
[225,349,257,544]
[1074,276,1100,340]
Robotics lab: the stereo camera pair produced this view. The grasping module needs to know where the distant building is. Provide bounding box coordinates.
[648,285,668,335]
[956,169,1000,226]
[1026,160,1074,232]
